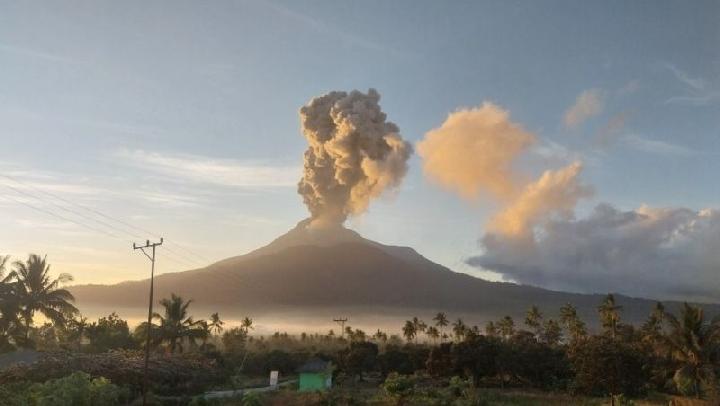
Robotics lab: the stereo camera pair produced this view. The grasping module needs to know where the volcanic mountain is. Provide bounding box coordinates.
[70,220,718,330]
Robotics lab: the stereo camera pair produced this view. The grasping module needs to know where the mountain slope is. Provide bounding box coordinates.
[70,220,719,326]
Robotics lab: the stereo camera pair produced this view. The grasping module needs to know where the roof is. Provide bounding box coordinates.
[297,357,331,373]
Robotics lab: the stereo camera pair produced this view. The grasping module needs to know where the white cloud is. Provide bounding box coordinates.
[664,64,719,106]
[563,89,605,129]
[470,204,720,302]
[621,134,698,157]
[114,149,300,188]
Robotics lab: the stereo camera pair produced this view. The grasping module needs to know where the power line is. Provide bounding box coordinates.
[0,173,210,263]
[0,186,200,269]
[0,175,208,267]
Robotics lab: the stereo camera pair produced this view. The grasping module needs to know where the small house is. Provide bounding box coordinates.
[297,357,333,392]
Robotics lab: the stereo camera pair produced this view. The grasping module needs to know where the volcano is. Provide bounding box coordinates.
[69,220,719,330]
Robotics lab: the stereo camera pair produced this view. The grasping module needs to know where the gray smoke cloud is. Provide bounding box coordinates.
[470,204,720,302]
[298,89,412,227]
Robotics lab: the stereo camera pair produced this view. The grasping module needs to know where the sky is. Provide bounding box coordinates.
[0,1,718,301]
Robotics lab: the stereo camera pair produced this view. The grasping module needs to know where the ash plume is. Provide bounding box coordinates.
[298,89,412,227]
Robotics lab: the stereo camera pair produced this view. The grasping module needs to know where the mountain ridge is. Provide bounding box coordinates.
[69,220,720,328]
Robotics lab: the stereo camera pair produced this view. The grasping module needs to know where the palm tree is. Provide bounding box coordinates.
[402,320,416,343]
[426,326,440,344]
[663,303,720,398]
[433,312,449,342]
[452,318,467,342]
[197,320,212,349]
[541,319,562,346]
[497,316,515,339]
[485,321,498,337]
[9,254,77,344]
[0,256,22,349]
[209,312,224,335]
[412,317,426,335]
[598,294,622,338]
[641,302,667,352]
[559,303,587,342]
[373,329,388,343]
[153,293,202,353]
[240,317,254,334]
[525,305,543,337]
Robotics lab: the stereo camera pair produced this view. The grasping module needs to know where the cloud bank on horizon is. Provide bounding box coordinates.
[297,89,413,228]
[418,97,719,302]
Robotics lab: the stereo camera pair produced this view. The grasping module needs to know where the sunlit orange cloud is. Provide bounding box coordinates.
[417,103,535,201]
[488,162,593,237]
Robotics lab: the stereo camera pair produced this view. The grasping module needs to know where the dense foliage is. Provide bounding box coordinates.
[1,254,720,404]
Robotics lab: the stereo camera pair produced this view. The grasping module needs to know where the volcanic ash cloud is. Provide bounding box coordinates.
[297,89,412,227]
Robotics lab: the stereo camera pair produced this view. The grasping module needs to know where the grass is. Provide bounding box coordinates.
[195,387,709,406]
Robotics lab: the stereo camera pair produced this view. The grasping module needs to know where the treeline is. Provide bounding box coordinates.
[2,254,720,403]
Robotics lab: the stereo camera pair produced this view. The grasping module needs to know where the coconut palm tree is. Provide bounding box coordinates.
[240,317,254,334]
[663,303,720,398]
[598,294,622,338]
[402,320,416,343]
[452,318,467,342]
[0,256,22,349]
[412,317,426,336]
[560,303,587,342]
[153,293,203,353]
[373,329,388,343]
[497,316,515,339]
[209,312,224,335]
[9,254,77,344]
[525,305,544,337]
[426,326,440,344]
[433,312,449,342]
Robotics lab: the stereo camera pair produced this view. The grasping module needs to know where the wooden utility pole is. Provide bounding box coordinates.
[333,317,348,339]
[134,238,163,406]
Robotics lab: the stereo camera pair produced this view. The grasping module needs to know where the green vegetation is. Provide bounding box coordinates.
[1,254,720,404]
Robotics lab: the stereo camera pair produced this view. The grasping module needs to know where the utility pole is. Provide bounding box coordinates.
[333,318,348,339]
[134,238,163,406]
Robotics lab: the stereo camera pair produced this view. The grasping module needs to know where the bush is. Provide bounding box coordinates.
[0,351,221,396]
[0,372,128,406]
[29,372,129,406]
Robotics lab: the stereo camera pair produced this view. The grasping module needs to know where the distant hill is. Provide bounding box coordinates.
[70,219,719,329]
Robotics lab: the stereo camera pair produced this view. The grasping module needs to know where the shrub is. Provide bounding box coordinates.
[29,372,129,406]
[0,351,221,396]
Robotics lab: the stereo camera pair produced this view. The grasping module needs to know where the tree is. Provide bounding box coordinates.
[412,317,426,338]
[525,305,544,337]
[485,321,498,338]
[663,303,720,398]
[560,303,587,342]
[85,312,135,352]
[373,329,388,343]
[570,335,648,399]
[0,255,23,350]
[240,316,253,333]
[345,341,379,380]
[152,293,203,353]
[426,326,440,344]
[598,294,623,338]
[497,316,515,340]
[433,312,449,342]
[402,320,417,343]
[452,319,467,342]
[541,319,563,346]
[208,312,224,336]
[9,254,78,346]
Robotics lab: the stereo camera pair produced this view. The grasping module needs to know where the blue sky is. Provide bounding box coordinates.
[1,1,718,289]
